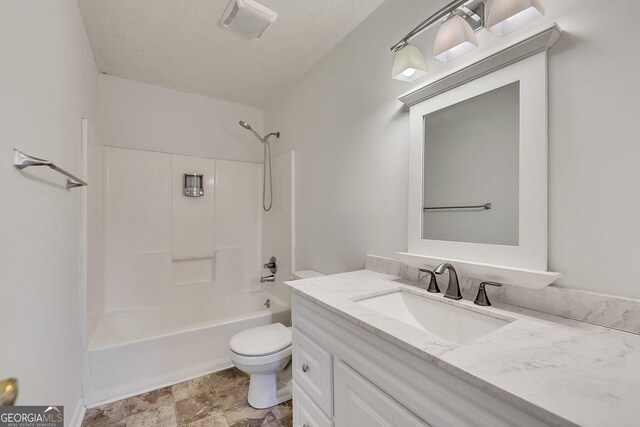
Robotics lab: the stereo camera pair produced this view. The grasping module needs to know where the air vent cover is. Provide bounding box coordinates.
[221,0,277,40]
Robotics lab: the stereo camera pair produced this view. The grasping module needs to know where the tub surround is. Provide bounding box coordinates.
[101,147,263,316]
[285,270,640,426]
[366,254,640,335]
[85,145,296,405]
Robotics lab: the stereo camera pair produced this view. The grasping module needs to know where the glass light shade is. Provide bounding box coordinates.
[487,0,545,37]
[392,44,428,82]
[433,15,479,63]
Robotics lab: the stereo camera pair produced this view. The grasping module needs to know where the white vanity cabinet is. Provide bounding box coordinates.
[291,294,553,427]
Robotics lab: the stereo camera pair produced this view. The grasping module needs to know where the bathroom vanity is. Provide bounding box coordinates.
[286,270,640,427]
[283,23,640,427]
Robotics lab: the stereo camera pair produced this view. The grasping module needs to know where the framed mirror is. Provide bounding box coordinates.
[408,52,548,271]
[422,81,520,246]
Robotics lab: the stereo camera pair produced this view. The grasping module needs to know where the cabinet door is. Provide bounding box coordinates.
[293,382,333,427]
[293,327,333,416]
[334,360,429,427]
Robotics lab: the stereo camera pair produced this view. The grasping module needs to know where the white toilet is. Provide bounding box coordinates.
[229,323,293,409]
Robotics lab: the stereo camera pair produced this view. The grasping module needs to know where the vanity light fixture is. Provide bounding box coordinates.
[392,44,428,82]
[390,0,545,79]
[487,0,545,37]
[433,14,479,63]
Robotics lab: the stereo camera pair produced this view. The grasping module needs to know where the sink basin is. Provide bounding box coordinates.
[355,290,513,344]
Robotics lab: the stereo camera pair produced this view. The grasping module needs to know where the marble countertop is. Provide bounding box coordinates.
[285,270,640,427]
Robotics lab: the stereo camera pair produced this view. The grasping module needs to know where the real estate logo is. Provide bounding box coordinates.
[0,406,63,427]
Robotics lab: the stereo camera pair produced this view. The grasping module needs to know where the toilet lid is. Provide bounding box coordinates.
[230,323,292,357]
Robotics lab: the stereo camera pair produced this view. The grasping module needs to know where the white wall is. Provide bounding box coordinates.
[0,0,98,424]
[90,75,267,336]
[92,75,295,348]
[265,0,640,300]
[262,151,296,304]
[103,147,172,313]
[213,159,263,294]
[99,75,264,162]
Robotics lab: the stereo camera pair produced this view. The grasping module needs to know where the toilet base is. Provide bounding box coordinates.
[247,362,292,409]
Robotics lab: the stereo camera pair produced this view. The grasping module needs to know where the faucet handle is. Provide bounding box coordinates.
[474,281,502,306]
[263,256,277,274]
[418,268,440,294]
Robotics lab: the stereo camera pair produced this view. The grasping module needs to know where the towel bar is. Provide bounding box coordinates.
[13,149,87,189]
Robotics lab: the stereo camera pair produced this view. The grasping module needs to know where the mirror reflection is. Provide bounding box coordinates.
[422,82,520,246]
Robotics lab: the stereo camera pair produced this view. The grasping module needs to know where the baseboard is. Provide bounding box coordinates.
[85,361,234,408]
[69,397,86,427]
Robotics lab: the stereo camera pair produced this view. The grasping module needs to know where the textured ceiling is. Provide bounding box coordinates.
[78,0,386,107]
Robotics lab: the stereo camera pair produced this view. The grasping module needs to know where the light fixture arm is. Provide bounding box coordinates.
[390,0,470,52]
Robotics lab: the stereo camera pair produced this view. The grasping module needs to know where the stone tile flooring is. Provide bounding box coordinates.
[82,368,292,427]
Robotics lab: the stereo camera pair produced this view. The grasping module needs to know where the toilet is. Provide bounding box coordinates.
[229,323,293,409]
[229,271,324,408]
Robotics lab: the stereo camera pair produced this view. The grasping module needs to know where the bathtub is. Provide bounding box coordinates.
[84,291,290,405]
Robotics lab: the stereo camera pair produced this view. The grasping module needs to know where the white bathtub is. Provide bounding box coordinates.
[84,291,290,405]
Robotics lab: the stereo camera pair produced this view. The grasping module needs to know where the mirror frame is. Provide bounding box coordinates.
[408,52,548,270]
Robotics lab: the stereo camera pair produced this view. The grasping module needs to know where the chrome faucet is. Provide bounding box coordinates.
[434,263,462,300]
[260,274,275,283]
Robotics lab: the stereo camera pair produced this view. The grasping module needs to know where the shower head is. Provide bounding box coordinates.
[238,119,280,212]
[239,120,265,143]
[238,120,280,144]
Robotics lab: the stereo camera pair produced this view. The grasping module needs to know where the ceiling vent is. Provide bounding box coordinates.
[221,0,277,40]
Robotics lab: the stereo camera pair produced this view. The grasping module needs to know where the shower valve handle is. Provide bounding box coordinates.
[263,256,277,274]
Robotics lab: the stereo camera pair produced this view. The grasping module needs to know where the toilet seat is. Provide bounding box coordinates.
[230,323,291,357]
[230,345,292,366]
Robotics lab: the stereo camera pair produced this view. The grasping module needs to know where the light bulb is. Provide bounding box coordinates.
[433,15,479,63]
[391,44,428,82]
[402,68,417,77]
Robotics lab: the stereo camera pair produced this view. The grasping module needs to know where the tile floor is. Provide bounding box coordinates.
[81,367,292,427]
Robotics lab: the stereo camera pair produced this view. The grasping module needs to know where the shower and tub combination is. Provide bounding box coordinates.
[84,122,293,404]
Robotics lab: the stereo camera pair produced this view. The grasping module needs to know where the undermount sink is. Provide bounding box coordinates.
[355,290,513,345]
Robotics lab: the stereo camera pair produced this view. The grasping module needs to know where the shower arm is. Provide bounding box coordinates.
[264,132,280,142]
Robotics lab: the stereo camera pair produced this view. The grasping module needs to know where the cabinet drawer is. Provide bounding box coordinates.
[293,382,333,427]
[292,327,333,416]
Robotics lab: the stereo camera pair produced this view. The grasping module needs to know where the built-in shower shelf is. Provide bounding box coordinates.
[172,254,216,287]
[395,252,561,289]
